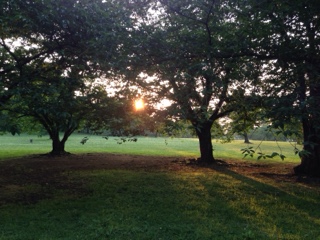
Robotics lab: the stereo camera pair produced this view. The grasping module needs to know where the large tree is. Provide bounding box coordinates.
[236,0,320,176]
[0,0,137,155]
[129,0,262,163]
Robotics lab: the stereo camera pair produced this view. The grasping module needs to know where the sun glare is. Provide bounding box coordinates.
[134,99,144,111]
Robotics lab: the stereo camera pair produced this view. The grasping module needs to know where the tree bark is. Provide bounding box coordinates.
[294,120,320,177]
[294,142,320,177]
[50,134,68,155]
[243,132,251,144]
[294,74,320,176]
[48,128,74,156]
[196,123,215,163]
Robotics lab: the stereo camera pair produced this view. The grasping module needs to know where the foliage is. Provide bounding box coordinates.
[228,94,265,143]
[0,112,47,136]
[0,0,138,154]
[241,146,286,161]
[245,125,296,142]
[241,124,303,161]
[236,0,320,175]
[157,119,196,138]
[1,0,320,175]
[0,111,21,135]
[128,0,263,162]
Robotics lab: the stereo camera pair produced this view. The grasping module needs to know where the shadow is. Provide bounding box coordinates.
[1,155,320,239]
[186,159,320,220]
[0,157,91,205]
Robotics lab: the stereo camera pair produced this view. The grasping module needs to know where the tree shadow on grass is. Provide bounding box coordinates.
[189,160,320,234]
[1,155,320,239]
[0,157,91,205]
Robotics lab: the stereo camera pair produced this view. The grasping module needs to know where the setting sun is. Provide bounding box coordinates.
[134,99,144,111]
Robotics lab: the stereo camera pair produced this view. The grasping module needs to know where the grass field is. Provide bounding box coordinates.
[1,168,320,240]
[1,134,319,239]
[0,133,301,162]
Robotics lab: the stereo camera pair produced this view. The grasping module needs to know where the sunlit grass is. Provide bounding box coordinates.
[0,134,301,162]
[0,134,317,239]
[0,169,319,239]
[213,139,300,163]
[0,134,51,159]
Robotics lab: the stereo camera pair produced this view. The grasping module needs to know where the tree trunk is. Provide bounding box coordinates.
[294,141,320,177]
[196,124,215,163]
[294,75,320,176]
[294,121,320,177]
[243,132,251,144]
[50,133,68,156]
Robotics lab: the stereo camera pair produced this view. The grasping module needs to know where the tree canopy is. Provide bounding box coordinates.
[235,0,320,176]
[1,0,320,176]
[0,0,139,154]
[127,0,263,163]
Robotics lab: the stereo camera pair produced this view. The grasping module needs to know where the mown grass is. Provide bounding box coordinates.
[0,169,320,239]
[1,134,317,239]
[0,133,301,162]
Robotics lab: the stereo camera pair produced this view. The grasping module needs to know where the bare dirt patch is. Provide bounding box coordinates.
[0,153,318,204]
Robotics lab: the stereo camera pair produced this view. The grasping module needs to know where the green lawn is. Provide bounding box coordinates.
[0,167,319,239]
[0,133,301,162]
[1,134,317,240]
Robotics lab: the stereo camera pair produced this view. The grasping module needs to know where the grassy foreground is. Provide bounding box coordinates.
[1,168,320,240]
[1,134,318,239]
[0,133,301,162]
